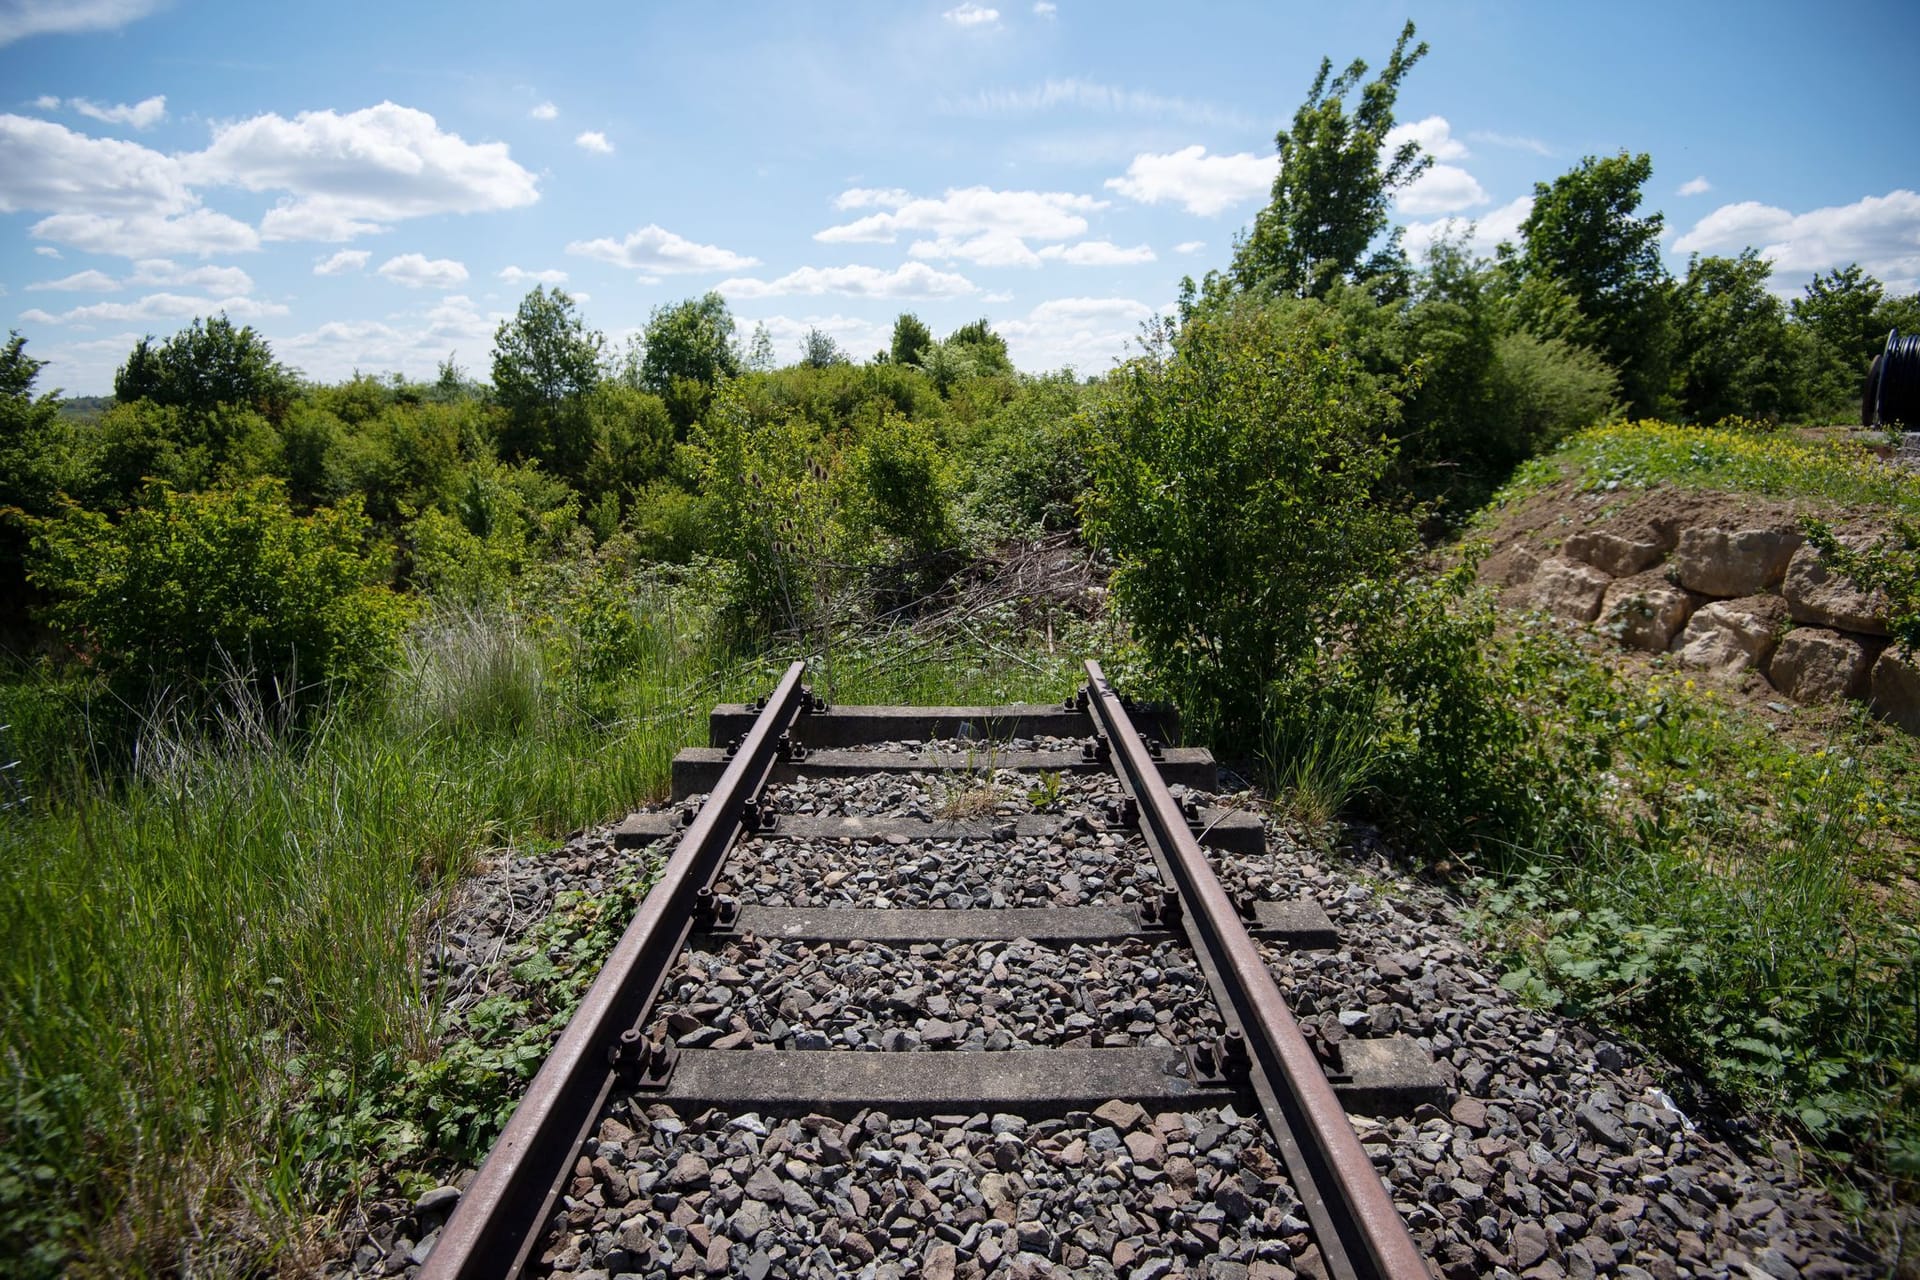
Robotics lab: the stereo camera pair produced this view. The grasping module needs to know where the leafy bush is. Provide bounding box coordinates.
[844,409,955,563]
[1805,515,1919,654]
[961,373,1091,532]
[27,480,414,707]
[1082,300,1417,739]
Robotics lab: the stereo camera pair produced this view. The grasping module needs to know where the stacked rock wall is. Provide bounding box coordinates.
[1512,514,1918,735]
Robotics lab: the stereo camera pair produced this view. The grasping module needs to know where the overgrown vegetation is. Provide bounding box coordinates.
[5,15,1919,1273]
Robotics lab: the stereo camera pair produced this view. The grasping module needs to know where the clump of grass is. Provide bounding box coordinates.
[391,603,546,737]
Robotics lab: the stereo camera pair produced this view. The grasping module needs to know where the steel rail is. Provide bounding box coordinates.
[420,661,812,1280]
[1082,660,1428,1280]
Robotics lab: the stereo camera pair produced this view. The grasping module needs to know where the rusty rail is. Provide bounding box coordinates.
[1082,659,1428,1280]
[420,661,813,1280]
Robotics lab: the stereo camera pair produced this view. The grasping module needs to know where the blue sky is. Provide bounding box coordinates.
[3,0,1916,394]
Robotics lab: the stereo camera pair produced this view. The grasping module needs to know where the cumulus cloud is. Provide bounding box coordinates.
[377,253,469,290]
[1037,239,1156,266]
[500,265,568,285]
[943,3,999,27]
[275,294,505,384]
[1385,116,1468,163]
[26,291,288,325]
[0,0,164,45]
[995,296,1156,372]
[941,78,1252,130]
[185,102,540,242]
[70,94,167,129]
[1678,176,1713,197]
[567,224,758,274]
[26,269,118,292]
[716,262,976,300]
[34,245,61,257]
[1173,240,1204,255]
[314,248,370,275]
[530,101,558,121]
[1396,164,1488,215]
[1400,195,1533,263]
[1673,189,1920,292]
[1032,1,1056,14]
[575,130,613,153]
[818,185,1105,266]
[0,113,194,215]
[126,258,254,293]
[31,209,261,257]
[740,313,894,365]
[1104,146,1274,217]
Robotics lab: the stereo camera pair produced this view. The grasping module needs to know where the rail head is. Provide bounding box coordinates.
[419,661,812,1280]
[1081,659,1429,1280]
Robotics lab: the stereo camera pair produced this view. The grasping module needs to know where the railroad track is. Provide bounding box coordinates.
[419,660,1445,1279]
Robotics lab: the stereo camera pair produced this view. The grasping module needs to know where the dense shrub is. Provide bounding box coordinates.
[27,480,414,707]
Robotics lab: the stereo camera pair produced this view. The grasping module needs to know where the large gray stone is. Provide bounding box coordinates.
[1599,578,1696,652]
[1768,628,1877,704]
[1672,595,1789,684]
[1870,647,1920,735]
[1565,526,1673,577]
[1671,526,1802,597]
[1531,556,1612,623]
[1782,543,1890,636]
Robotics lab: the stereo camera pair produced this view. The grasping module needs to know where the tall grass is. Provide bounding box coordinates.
[0,584,1083,1276]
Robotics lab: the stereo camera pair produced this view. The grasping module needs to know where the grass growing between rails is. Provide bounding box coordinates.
[0,586,1089,1276]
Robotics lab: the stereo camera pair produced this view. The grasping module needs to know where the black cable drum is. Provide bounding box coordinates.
[1864,329,1920,430]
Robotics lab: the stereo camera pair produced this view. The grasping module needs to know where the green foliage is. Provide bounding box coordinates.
[28,480,413,707]
[844,410,955,562]
[627,478,712,563]
[890,312,933,367]
[637,292,740,429]
[406,458,580,604]
[0,333,74,618]
[1673,250,1807,424]
[1805,516,1920,654]
[945,318,1014,377]
[490,287,603,478]
[582,382,674,498]
[1082,300,1417,739]
[112,314,297,424]
[961,373,1091,531]
[801,327,847,369]
[1517,152,1673,416]
[1231,20,1429,299]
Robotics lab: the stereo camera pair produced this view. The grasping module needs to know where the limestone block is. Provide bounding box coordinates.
[1500,541,1545,588]
[1870,647,1920,736]
[1599,578,1696,653]
[1768,628,1876,704]
[1671,595,1789,684]
[1671,526,1803,598]
[1531,556,1612,623]
[1564,527,1672,577]
[1782,543,1890,636]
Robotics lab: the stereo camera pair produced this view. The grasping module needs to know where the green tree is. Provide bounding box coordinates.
[1515,152,1674,415]
[1230,21,1430,299]
[638,292,740,431]
[1792,264,1896,419]
[801,328,846,369]
[112,314,296,423]
[890,313,933,367]
[490,287,603,477]
[743,323,776,373]
[1673,250,1805,424]
[1081,301,1417,740]
[0,333,74,625]
[944,319,1013,377]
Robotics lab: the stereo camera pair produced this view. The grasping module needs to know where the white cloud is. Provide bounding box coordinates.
[1468,130,1554,157]
[314,248,370,275]
[27,269,118,292]
[0,113,194,215]
[1385,116,1468,163]
[1401,195,1533,263]
[1678,176,1713,197]
[717,262,977,300]
[575,130,613,154]
[1673,189,1920,293]
[500,265,568,285]
[1105,146,1274,217]
[31,209,261,257]
[34,245,61,258]
[377,253,469,290]
[187,102,540,242]
[530,101,558,121]
[126,259,254,293]
[70,94,167,130]
[1396,164,1488,215]
[941,78,1252,130]
[27,292,288,325]
[943,3,1000,27]
[1173,240,1204,255]
[818,186,1105,266]
[995,296,1156,372]
[0,0,164,45]
[742,313,894,364]
[1037,239,1156,266]
[567,223,758,274]
[30,94,60,111]
[1032,1,1056,14]
[275,294,504,384]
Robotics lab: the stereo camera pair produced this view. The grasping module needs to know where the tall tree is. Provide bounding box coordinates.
[1673,250,1805,424]
[638,292,741,431]
[945,318,1012,376]
[491,286,604,475]
[1516,152,1673,415]
[889,313,933,367]
[801,328,847,369]
[1230,21,1430,299]
[112,314,296,423]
